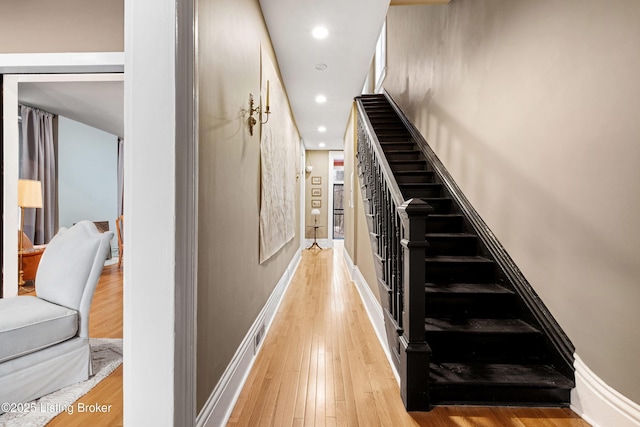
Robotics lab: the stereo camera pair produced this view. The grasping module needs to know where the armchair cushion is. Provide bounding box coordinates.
[0,296,78,363]
[36,225,102,312]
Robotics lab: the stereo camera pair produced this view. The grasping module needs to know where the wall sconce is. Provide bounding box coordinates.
[248,80,271,136]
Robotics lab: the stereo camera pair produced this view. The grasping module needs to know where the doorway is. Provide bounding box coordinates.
[328,151,345,241]
[2,71,123,298]
[333,183,345,239]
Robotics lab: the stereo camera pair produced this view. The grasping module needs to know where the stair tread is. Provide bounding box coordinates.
[425,282,513,294]
[400,183,440,187]
[425,233,475,238]
[425,317,540,334]
[388,159,426,163]
[430,363,574,388]
[425,255,493,263]
[395,170,432,174]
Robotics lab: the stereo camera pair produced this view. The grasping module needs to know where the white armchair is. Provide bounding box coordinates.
[0,221,114,409]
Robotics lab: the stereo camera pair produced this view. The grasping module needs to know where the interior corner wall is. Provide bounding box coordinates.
[385,0,640,404]
[196,0,300,412]
[57,116,118,253]
[343,106,380,303]
[0,0,123,53]
[305,151,330,239]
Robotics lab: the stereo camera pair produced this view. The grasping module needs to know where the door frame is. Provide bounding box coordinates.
[2,61,124,298]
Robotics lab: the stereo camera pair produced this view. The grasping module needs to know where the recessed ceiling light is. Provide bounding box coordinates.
[319,142,326,148]
[315,63,328,71]
[315,94,327,103]
[312,26,329,39]
[318,126,327,133]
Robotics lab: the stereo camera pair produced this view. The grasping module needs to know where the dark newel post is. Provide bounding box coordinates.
[398,198,433,411]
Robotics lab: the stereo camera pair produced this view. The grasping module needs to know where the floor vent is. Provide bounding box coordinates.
[254,323,266,355]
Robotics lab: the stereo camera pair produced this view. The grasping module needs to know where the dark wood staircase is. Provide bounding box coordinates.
[356,93,575,410]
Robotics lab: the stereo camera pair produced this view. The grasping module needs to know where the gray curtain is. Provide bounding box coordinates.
[117,137,124,216]
[20,105,56,244]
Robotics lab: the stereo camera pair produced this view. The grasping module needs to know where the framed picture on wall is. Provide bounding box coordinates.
[312,176,321,185]
[311,188,322,197]
[312,200,321,208]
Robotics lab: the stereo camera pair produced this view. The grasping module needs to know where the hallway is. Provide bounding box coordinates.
[227,244,590,426]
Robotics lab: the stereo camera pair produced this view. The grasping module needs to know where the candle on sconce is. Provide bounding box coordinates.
[266,80,270,110]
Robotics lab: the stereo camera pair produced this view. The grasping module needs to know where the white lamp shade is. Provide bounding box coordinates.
[18,179,43,208]
[311,208,321,216]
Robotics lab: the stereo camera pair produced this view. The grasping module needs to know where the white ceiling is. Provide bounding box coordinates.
[18,80,124,137]
[260,0,390,150]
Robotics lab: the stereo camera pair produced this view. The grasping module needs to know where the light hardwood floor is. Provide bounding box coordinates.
[227,244,591,427]
[20,263,124,426]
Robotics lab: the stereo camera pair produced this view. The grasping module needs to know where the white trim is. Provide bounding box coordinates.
[571,354,640,427]
[342,249,400,385]
[0,52,124,74]
[124,0,178,424]
[2,75,19,298]
[196,250,302,427]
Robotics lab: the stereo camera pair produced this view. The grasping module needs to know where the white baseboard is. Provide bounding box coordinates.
[571,354,640,427]
[342,250,400,384]
[195,249,302,427]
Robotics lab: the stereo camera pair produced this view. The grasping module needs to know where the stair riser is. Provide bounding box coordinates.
[377,136,413,143]
[401,185,443,199]
[425,261,495,283]
[419,199,452,214]
[426,236,477,256]
[425,294,515,317]
[425,334,545,363]
[395,174,434,184]
[389,161,428,172]
[430,386,572,407]
[372,123,406,130]
[381,143,417,151]
[386,151,423,161]
[425,216,463,233]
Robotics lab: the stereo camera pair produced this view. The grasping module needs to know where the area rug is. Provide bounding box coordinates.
[0,338,123,427]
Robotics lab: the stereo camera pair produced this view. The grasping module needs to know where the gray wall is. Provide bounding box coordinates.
[197,0,301,411]
[0,0,123,53]
[343,107,379,301]
[58,116,118,253]
[384,0,640,403]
